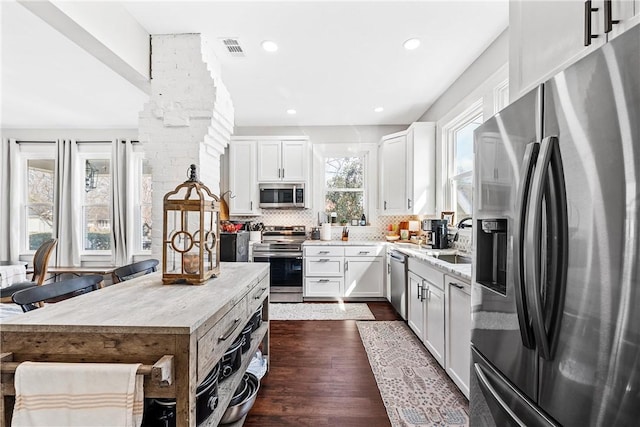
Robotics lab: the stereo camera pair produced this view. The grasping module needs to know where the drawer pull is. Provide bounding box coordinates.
[218,318,241,342]
[317,258,330,262]
[318,251,330,254]
[449,282,464,289]
[318,279,330,283]
[254,286,267,299]
[358,251,370,255]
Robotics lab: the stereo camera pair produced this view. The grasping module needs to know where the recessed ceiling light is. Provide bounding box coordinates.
[374,107,384,113]
[261,40,278,52]
[403,38,421,50]
[287,109,297,115]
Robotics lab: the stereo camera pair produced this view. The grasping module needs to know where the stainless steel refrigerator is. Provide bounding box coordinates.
[471,24,640,427]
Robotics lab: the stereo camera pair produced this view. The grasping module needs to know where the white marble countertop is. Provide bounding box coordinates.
[390,243,472,281]
[302,240,385,246]
[301,240,472,281]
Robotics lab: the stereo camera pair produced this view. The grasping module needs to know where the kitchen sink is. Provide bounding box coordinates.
[432,254,472,264]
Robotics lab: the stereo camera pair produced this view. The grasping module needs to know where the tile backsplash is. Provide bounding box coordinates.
[231,210,432,241]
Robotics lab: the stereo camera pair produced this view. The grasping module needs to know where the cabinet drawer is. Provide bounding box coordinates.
[304,246,344,257]
[305,278,343,297]
[197,297,247,381]
[445,274,470,295]
[305,257,343,276]
[248,277,269,315]
[408,258,444,291]
[344,246,384,257]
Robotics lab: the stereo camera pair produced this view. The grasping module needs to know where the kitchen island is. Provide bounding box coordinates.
[0,262,270,427]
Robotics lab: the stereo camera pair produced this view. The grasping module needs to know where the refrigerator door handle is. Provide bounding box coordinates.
[525,136,568,361]
[513,141,539,349]
[474,363,528,427]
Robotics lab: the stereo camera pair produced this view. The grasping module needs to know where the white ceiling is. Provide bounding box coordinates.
[1,1,508,129]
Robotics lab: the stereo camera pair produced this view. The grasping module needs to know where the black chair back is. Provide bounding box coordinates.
[112,259,159,283]
[12,274,103,312]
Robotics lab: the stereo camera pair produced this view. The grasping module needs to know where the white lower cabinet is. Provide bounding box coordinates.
[344,256,384,297]
[303,245,384,299]
[304,278,344,298]
[407,271,425,339]
[445,274,471,398]
[407,258,445,368]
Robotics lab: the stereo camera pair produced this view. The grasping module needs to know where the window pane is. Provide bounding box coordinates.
[84,158,111,251]
[453,174,473,221]
[84,206,111,250]
[140,160,153,251]
[325,191,364,223]
[141,205,153,250]
[325,157,363,189]
[454,116,482,175]
[27,159,55,250]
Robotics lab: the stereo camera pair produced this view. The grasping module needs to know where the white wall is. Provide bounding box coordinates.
[418,29,509,123]
[416,29,509,214]
[233,125,406,144]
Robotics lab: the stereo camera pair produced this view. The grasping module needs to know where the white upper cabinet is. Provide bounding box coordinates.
[256,141,281,182]
[606,0,640,39]
[381,134,407,214]
[511,0,639,98]
[257,139,308,183]
[228,140,260,215]
[379,122,436,215]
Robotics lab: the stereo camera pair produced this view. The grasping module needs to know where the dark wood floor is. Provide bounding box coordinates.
[243,302,402,427]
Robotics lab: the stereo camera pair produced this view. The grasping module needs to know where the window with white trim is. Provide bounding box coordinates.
[137,158,153,252]
[324,155,366,224]
[443,99,483,223]
[79,149,112,254]
[24,156,56,252]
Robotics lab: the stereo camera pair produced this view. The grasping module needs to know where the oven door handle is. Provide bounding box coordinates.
[253,252,303,258]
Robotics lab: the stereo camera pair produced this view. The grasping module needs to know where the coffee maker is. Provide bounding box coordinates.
[430,219,449,249]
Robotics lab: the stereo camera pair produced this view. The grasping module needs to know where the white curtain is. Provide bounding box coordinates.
[54,140,81,266]
[0,139,21,261]
[111,140,134,266]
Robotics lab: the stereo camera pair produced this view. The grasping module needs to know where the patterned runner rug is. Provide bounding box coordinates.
[357,321,469,427]
[269,302,375,320]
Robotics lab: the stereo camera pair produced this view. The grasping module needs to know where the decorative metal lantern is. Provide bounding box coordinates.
[162,165,220,285]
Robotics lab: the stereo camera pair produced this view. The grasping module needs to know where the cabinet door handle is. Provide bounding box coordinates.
[218,318,241,341]
[584,0,600,46]
[282,168,285,178]
[417,282,423,301]
[420,280,428,301]
[384,201,387,210]
[604,0,619,33]
[407,198,412,209]
[449,282,464,289]
[345,260,348,271]
[250,201,253,210]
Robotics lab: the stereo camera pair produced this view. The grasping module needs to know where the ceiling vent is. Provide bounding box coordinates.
[221,38,245,57]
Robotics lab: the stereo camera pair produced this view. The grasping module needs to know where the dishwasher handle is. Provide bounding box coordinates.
[390,251,406,263]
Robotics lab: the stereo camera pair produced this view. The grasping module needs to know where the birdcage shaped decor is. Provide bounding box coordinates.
[162,165,220,285]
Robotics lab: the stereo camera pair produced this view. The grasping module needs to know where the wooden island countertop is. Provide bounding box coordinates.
[1,262,271,427]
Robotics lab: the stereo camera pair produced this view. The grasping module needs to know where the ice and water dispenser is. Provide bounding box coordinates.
[475,218,507,295]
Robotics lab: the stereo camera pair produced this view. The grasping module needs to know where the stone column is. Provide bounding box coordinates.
[139,33,234,259]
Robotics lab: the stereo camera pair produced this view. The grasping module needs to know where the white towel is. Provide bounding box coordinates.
[12,362,143,427]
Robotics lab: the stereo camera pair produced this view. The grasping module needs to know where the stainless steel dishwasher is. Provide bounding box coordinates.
[389,250,408,320]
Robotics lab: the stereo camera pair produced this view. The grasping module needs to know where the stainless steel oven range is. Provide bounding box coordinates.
[251,225,305,303]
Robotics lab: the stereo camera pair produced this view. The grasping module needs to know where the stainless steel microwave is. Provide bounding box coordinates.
[259,183,305,209]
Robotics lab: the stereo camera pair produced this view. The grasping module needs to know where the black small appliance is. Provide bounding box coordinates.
[431,219,449,249]
[220,232,249,262]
